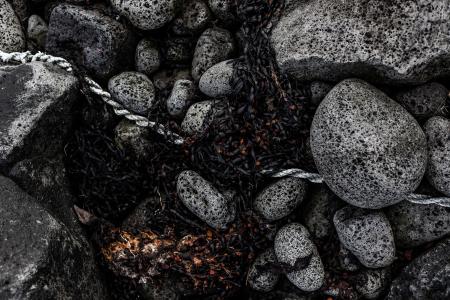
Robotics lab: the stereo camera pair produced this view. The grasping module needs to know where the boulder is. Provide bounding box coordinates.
[6,0,28,23]
[153,68,192,91]
[0,0,26,52]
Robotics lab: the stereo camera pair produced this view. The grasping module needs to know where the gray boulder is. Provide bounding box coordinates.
[355,268,390,300]
[167,79,196,118]
[247,248,280,292]
[271,0,450,84]
[333,207,396,268]
[172,0,212,35]
[176,170,236,229]
[199,59,236,98]
[135,39,161,76]
[311,79,427,209]
[0,0,25,52]
[27,14,48,51]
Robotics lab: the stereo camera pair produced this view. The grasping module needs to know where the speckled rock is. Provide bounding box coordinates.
[271,0,450,84]
[108,72,155,116]
[333,207,396,268]
[191,27,235,81]
[135,39,161,76]
[153,68,191,91]
[164,37,195,64]
[114,119,151,160]
[355,268,390,300]
[394,83,447,119]
[310,81,333,106]
[208,0,236,24]
[274,223,325,292]
[0,0,25,52]
[425,116,450,196]
[46,4,135,79]
[176,170,236,229]
[386,200,450,248]
[199,59,236,98]
[254,177,307,221]
[110,0,179,30]
[6,0,27,23]
[181,100,223,135]
[27,14,48,50]
[167,79,196,118]
[311,79,427,209]
[172,0,211,35]
[338,244,361,272]
[247,248,280,292]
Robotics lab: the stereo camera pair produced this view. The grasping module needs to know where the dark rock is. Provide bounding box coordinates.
[171,0,212,35]
[208,0,237,24]
[135,39,161,76]
[0,0,26,52]
[355,268,390,299]
[153,68,191,91]
[247,248,280,292]
[166,79,196,118]
[6,0,27,24]
[27,14,48,51]
[164,37,195,64]
[338,244,361,272]
[181,100,222,135]
[310,81,333,106]
[114,119,151,160]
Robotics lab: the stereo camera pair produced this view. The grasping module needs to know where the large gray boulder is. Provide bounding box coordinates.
[311,79,427,209]
[271,0,450,84]
[0,0,26,52]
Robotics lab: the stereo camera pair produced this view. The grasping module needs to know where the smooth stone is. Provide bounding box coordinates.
[176,170,236,229]
[0,0,26,52]
[310,81,333,106]
[199,59,236,98]
[355,268,390,300]
[172,0,212,35]
[254,177,307,221]
[166,79,196,118]
[310,79,427,209]
[274,223,325,292]
[135,39,161,76]
[208,0,236,24]
[271,0,450,84]
[27,14,48,51]
[153,68,191,91]
[386,200,450,248]
[108,71,155,116]
[181,100,222,135]
[114,119,151,160]
[247,248,280,292]
[334,207,396,268]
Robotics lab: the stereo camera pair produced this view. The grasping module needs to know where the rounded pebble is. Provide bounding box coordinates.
[208,0,236,24]
[247,248,280,292]
[166,79,196,118]
[181,100,224,135]
[135,39,161,76]
[199,59,236,98]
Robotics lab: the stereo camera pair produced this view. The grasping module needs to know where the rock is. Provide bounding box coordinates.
[199,59,236,98]
[247,248,280,292]
[135,39,161,76]
[167,79,196,118]
[274,223,325,292]
[310,81,333,106]
[108,71,156,116]
[333,207,396,268]
[394,82,447,119]
[0,0,26,52]
[387,238,450,299]
[254,177,307,222]
[110,0,179,30]
[172,0,212,35]
[271,0,450,84]
[355,268,390,300]
[386,200,450,248]
[114,119,151,160]
[46,4,135,79]
[0,62,78,169]
[208,0,236,24]
[6,0,27,23]
[164,37,195,64]
[27,14,48,50]
[176,170,236,229]
[0,176,106,299]
[181,100,223,135]
[153,68,191,91]
[310,79,427,209]
[338,244,361,272]
[191,27,234,81]
[425,116,450,196]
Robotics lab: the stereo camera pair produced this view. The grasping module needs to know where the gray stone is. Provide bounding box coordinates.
[338,244,361,272]
[208,0,236,24]
[333,207,396,268]
[394,82,447,119]
[181,100,222,135]
[0,62,78,169]
[0,0,25,52]
[135,39,161,76]
[167,79,196,118]
[114,119,151,160]
[247,248,280,292]
[172,0,212,35]
[191,27,234,81]
[111,0,179,30]
[302,185,336,239]
[274,223,324,292]
[271,0,450,84]
[310,81,333,106]
[355,268,390,300]
[108,71,155,116]
[199,59,236,98]
[27,14,48,50]
[386,200,450,248]
[0,176,106,299]
[153,68,191,91]
[254,177,307,221]
[164,37,194,64]
[387,238,450,299]
[46,4,135,79]
[6,0,27,23]
[176,170,236,229]
[425,116,450,196]
[310,79,427,209]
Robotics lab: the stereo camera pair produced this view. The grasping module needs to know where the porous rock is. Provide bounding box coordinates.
[247,248,280,292]
[135,39,161,76]
[0,0,26,52]
[208,0,236,24]
[167,79,196,118]
[199,59,236,98]
[181,100,222,135]
[355,268,390,300]
[172,0,212,35]
[164,37,195,64]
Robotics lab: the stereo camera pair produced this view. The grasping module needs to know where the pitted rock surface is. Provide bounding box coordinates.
[199,59,236,98]
[0,0,26,52]
[208,0,236,24]
[172,0,212,35]
[167,79,196,118]
[355,268,390,300]
[114,119,152,160]
[311,79,427,209]
[135,39,161,76]
[247,248,280,292]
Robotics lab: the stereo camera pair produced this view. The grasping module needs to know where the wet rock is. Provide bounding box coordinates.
[46,4,135,79]
[135,39,161,76]
[271,0,450,84]
[153,68,191,91]
[108,71,155,116]
[338,244,361,272]
[208,0,236,24]
[386,200,450,248]
[176,170,236,229]
[310,81,333,106]
[355,268,390,300]
[0,62,78,169]
[274,223,325,292]
[387,238,450,299]
[27,14,48,50]
[167,79,196,118]
[254,177,307,221]
[0,0,26,52]
[114,119,151,160]
[172,0,212,35]
[181,100,223,135]
[199,59,236,98]
[111,0,179,30]
[333,207,396,268]
[247,248,280,292]
[191,27,235,81]
[311,79,427,209]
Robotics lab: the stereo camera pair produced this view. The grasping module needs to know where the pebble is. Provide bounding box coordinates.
[166,79,196,118]
[333,206,396,268]
[0,0,25,52]
[181,100,222,135]
[135,39,161,76]
[247,248,280,292]
[108,72,155,116]
[355,268,391,300]
[253,177,307,221]
[172,0,212,35]
[27,14,48,50]
[176,170,236,229]
[114,119,151,160]
[199,59,236,98]
[311,79,427,209]
[208,0,237,24]
[164,37,195,64]
[274,223,325,292]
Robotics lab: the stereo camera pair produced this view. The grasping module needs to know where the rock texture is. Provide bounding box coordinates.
[167,79,196,118]
[114,119,151,160]
[271,0,450,84]
[199,59,236,98]
[355,268,390,300]
[172,0,211,35]
[135,39,161,76]
[181,100,223,135]
[247,249,280,292]
[27,14,48,51]
[311,79,427,209]
[0,0,26,52]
